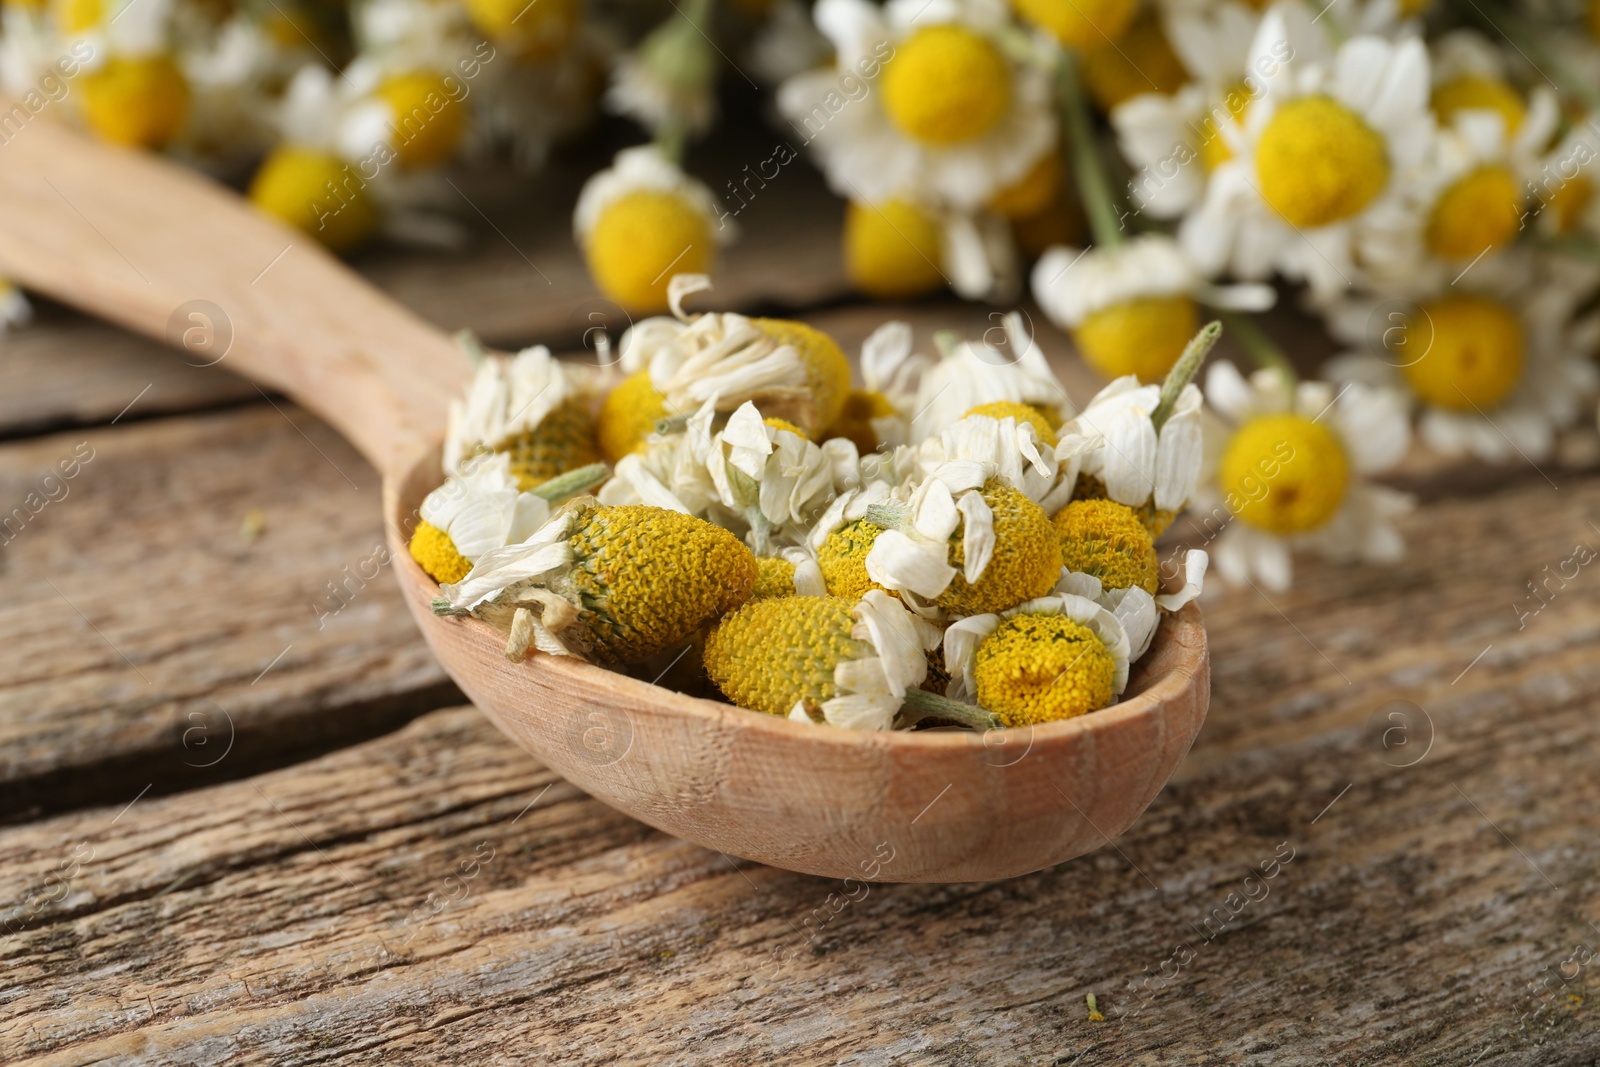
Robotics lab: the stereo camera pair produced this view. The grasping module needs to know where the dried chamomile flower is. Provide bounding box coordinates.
[618,277,853,438]
[908,313,1069,443]
[75,0,189,148]
[843,199,947,300]
[438,502,757,665]
[943,594,1133,727]
[965,401,1058,445]
[596,368,671,464]
[822,321,928,454]
[703,591,934,730]
[1053,499,1158,596]
[574,147,731,314]
[906,406,1069,512]
[1053,550,1206,661]
[444,342,601,488]
[864,466,1060,618]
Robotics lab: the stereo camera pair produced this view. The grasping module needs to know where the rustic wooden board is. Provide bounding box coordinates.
[0,406,456,821]
[3,468,1598,1064]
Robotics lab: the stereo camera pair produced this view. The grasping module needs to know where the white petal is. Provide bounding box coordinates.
[957,490,995,584]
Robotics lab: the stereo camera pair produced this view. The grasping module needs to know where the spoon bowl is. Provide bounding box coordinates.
[0,119,1209,882]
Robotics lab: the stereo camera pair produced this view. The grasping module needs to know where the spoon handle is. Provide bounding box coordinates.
[0,117,470,479]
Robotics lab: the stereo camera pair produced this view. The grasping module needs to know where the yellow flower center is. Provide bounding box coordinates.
[1053,499,1158,593]
[463,0,582,58]
[1255,96,1389,228]
[1070,474,1175,538]
[1425,165,1523,260]
[1072,294,1199,382]
[973,614,1117,727]
[964,401,1059,446]
[1197,84,1253,172]
[1080,10,1187,112]
[378,72,466,169]
[408,521,472,584]
[248,146,379,252]
[937,479,1060,617]
[818,519,889,601]
[1400,295,1524,410]
[880,24,1011,146]
[824,388,899,454]
[584,189,716,314]
[750,318,853,433]
[763,416,809,439]
[493,397,601,490]
[703,596,869,716]
[1431,75,1525,136]
[58,0,101,30]
[752,556,798,599]
[597,368,669,463]
[987,152,1061,220]
[569,505,756,664]
[1220,413,1350,534]
[80,56,189,149]
[1011,0,1138,50]
[844,199,946,299]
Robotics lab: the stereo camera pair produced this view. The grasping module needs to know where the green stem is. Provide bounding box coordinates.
[1057,48,1124,249]
[1213,310,1295,387]
[532,463,610,501]
[1150,321,1220,434]
[1469,1,1600,114]
[454,329,489,366]
[655,413,691,436]
[900,689,1003,732]
[1540,235,1600,267]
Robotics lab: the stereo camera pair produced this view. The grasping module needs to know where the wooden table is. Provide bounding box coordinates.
[2,158,1598,1067]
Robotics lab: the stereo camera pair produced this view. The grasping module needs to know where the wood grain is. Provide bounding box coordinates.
[4,463,1600,1063]
[0,406,455,820]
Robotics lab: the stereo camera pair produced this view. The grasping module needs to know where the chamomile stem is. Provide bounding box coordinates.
[1057,48,1125,249]
[454,329,489,366]
[1150,321,1221,434]
[1471,1,1600,114]
[1213,310,1296,386]
[900,688,1004,731]
[1541,235,1600,267]
[532,462,611,501]
[655,413,691,435]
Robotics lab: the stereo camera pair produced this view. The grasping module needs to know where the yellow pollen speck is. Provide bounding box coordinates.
[750,318,853,433]
[597,369,669,463]
[568,504,756,664]
[1053,499,1158,593]
[585,190,716,314]
[881,24,1011,146]
[378,72,466,169]
[248,146,379,252]
[964,401,1059,447]
[937,479,1060,617]
[493,397,601,490]
[988,152,1062,220]
[81,56,189,148]
[409,521,472,584]
[1432,75,1525,137]
[1255,96,1389,228]
[819,519,890,601]
[752,556,798,599]
[1073,295,1199,382]
[1011,0,1138,50]
[1426,165,1523,260]
[703,595,871,715]
[973,613,1117,726]
[845,199,946,299]
[1070,474,1176,537]
[1219,413,1350,534]
[463,0,581,58]
[1080,10,1187,112]
[1401,295,1524,410]
[824,389,899,454]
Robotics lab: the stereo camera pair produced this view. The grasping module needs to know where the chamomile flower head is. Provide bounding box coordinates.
[1324,251,1600,464]
[751,548,826,598]
[596,368,671,463]
[965,401,1058,445]
[704,590,935,729]
[1053,498,1158,595]
[1178,6,1436,300]
[844,199,948,299]
[778,0,1057,211]
[1012,0,1137,51]
[441,502,756,664]
[410,452,553,583]
[462,0,582,58]
[444,343,601,487]
[618,277,853,436]
[75,0,189,148]
[865,466,1061,617]
[908,312,1070,442]
[1200,361,1413,591]
[574,147,733,314]
[906,406,1069,510]
[1053,547,1207,660]
[1033,234,1272,381]
[1057,373,1205,536]
[943,593,1133,726]
[822,321,927,454]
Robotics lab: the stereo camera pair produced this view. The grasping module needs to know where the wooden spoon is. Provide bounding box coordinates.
[0,121,1208,882]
